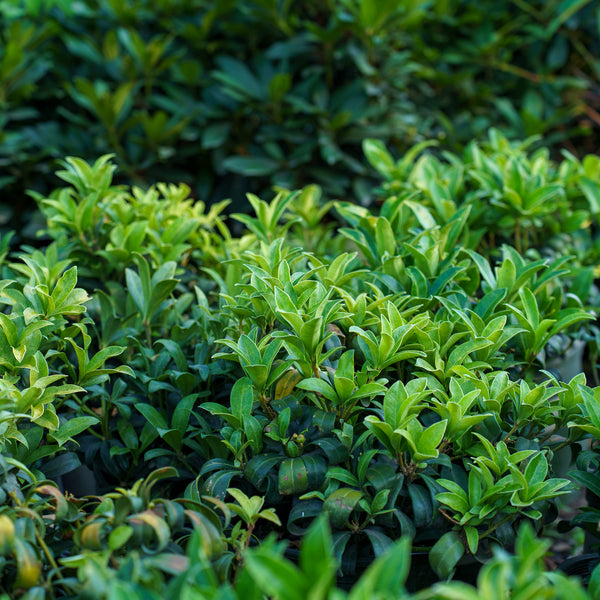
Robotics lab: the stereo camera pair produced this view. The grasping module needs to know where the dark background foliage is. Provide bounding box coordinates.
[0,0,598,235]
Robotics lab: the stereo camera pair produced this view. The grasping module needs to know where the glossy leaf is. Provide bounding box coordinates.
[429,531,465,579]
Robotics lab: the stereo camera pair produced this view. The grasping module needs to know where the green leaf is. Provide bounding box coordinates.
[36,484,69,520]
[496,256,516,291]
[579,176,600,214]
[323,488,363,529]
[268,72,291,103]
[230,377,254,422]
[310,438,348,464]
[156,339,188,372]
[51,266,78,307]
[363,139,395,176]
[227,487,260,521]
[299,515,336,592]
[41,452,81,480]
[464,525,479,555]
[279,457,309,495]
[201,402,242,429]
[201,122,230,149]
[148,278,178,320]
[50,416,99,446]
[214,55,264,100]
[408,483,433,527]
[404,199,437,229]
[420,419,447,452]
[466,250,496,290]
[135,404,169,433]
[569,470,600,499]
[0,313,17,345]
[296,378,338,403]
[244,415,264,455]
[364,528,393,557]
[125,267,147,317]
[589,562,600,600]
[474,288,507,320]
[223,156,279,176]
[171,394,196,433]
[244,551,308,600]
[302,455,327,489]
[85,345,125,375]
[547,0,594,36]
[108,525,133,551]
[375,217,395,259]
[524,452,548,485]
[300,316,324,355]
[447,339,493,370]
[429,531,465,579]
[134,511,171,551]
[203,469,240,499]
[348,537,411,599]
[326,466,360,487]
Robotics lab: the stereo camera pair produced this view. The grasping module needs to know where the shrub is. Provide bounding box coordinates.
[0,141,593,594]
[1,0,598,239]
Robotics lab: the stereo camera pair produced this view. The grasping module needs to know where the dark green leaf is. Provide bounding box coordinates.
[323,488,363,529]
[223,156,279,176]
[429,531,464,579]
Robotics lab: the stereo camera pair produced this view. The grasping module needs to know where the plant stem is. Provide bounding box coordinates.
[491,60,548,84]
[244,522,255,549]
[35,526,58,571]
[259,394,276,419]
[480,513,514,541]
[551,438,574,453]
[537,426,558,446]
[143,320,152,347]
[515,220,522,254]
[312,362,321,379]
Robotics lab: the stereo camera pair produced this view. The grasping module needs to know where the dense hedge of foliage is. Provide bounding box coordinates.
[1,0,599,236]
[0,133,599,596]
[2,1,600,597]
